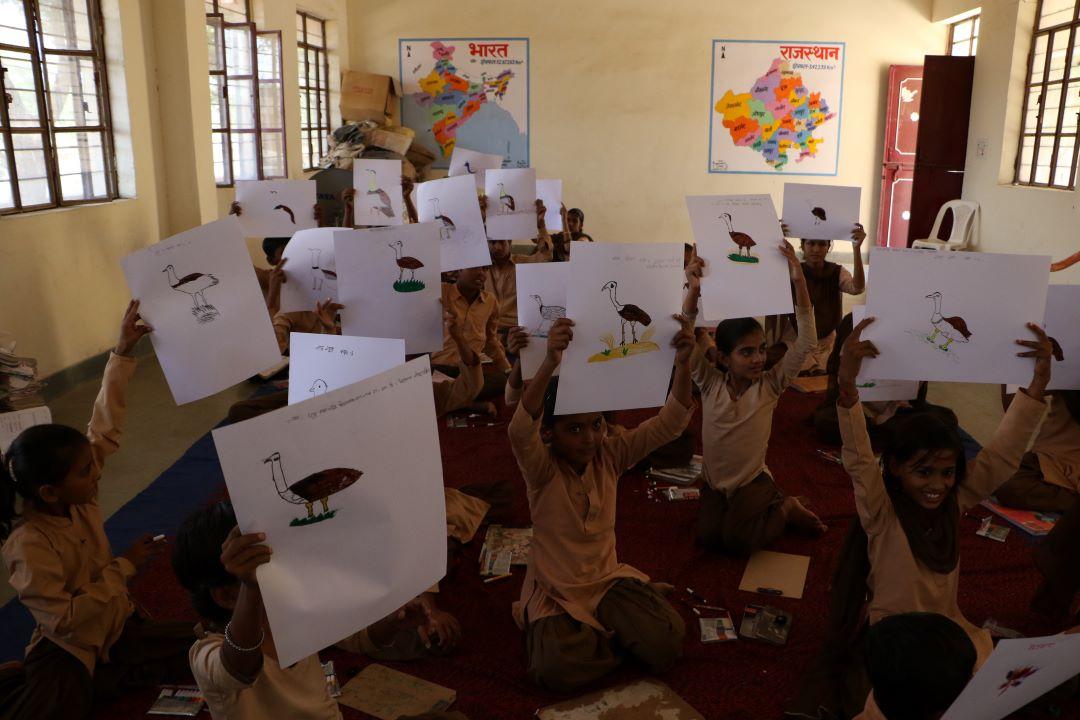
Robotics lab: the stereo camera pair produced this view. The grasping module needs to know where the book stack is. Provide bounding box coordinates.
[0,349,45,411]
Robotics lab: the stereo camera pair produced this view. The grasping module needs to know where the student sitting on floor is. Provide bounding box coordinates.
[682,247,828,556]
[0,302,193,720]
[432,267,512,410]
[172,502,467,720]
[483,199,554,341]
[794,316,1051,718]
[772,222,866,374]
[508,316,694,692]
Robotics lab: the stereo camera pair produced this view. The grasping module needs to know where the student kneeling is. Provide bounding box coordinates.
[508,316,695,692]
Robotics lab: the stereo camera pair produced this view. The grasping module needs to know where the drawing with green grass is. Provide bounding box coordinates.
[389,239,426,292]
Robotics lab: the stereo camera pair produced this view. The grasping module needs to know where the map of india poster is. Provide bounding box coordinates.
[709,40,845,175]
[399,38,529,169]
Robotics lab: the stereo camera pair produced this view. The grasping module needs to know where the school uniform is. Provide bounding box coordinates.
[508,393,693,692]
[838,390,1046,668]
[484,229,554,331]
[995,395,1079,514]
[432,284,510,402]
[691,305,817,555]
[271,311,326,356]
[780,262,860,373]
[0,354,191,720]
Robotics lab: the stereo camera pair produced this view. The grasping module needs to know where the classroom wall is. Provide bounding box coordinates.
[932,0,1080,283]
[346,0,947,249]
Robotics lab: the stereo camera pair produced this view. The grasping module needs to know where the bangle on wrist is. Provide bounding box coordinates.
[224,621,265,653]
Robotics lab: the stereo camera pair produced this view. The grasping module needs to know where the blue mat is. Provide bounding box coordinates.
[0,429,226,662]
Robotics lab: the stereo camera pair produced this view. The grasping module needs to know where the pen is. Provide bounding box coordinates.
[757,587,783,596]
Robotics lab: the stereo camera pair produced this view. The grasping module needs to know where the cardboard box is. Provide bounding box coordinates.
[367,125,414,155]
[340,71,400,123]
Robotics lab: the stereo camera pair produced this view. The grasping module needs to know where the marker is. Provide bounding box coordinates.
[686,587,709,604]
[483,573,512,584]
[757,587,783,596]
[152,534,166,543]
[694,604,727,613]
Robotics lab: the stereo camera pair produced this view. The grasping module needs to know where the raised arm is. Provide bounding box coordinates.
[483,305,511,372]
[215,527,272,683]
[433,303,483,416]
[682,255,723,394]
[772,241,817,387]
[504,326,529,406]
[847,224,866,294]
[87,301,149,469]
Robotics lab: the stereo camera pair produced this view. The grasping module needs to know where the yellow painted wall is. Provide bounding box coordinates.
[347,0,946,248]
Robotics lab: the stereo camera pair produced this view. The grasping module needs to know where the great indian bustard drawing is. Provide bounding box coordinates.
[530,294,565,337]
[810,205,827,224]
[163,264,220,323]
[601,280,652,345]
[308,248,336,291]
[496,182,516,213]
[263,451,362,526]
[274,204,296,224]
[364,169,395,219]
[925,291,973,351]
[719,212,758,263]
[389,239,425,291]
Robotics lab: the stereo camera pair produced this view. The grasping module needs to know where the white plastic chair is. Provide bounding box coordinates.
[911,200,979,251]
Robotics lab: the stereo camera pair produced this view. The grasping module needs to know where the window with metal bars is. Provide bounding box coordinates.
[206,0,287,187]
[297,11,330,171]
[948,14,980,57]
[1015,0,1080,189]
[0,0,118,214]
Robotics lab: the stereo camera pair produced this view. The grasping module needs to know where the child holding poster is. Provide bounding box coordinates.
[508,316,695,692]
[0,302,193,720]
[482,199,554,335]
[682,246,828,556]
[773,221,866,374]
[808,316,1052,717]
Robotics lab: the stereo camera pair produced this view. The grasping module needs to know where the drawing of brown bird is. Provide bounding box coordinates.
[602,280,651,345]
[274,204,296,224]
[389,239,424,282]
[926,291,972,351]
[163,264,219,310]
[719,212,756,258]
[264,451,362,523]
[1050,336,1065,362]
[497,182,516,213]
[811,206,827,223]
[428,198,455,230]
[364,169,395,218]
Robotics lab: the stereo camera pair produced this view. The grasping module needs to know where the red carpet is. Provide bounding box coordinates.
[93,392,1074,719]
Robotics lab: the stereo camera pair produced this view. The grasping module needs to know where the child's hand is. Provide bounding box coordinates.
[268,257,287,292]
[401,176,414,197]
[535,199,547,227]
[478,194,488,220]
[115,299,153,357]
[410,593,462,649]
[837,316,879,395]
[780,220,791,238]
[441,300,462,342]
[685,255,705,292]
[315,298,344,332]
[122,532,167,570]
[545,318,574,364]
[312,203,322,224]
[220,526,272,588]
[851,223,866,247]
[778,240,803,281]
[229,201,242,216]
[1017,322,1053,399]
[671,314,695,364]
[507,326,530,354]
[340,188,356,205]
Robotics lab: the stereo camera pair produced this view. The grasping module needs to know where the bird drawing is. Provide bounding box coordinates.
[308,378,328,397]
[530,294,565,336]
[601,280,652,346]
[309,248,325,291]
[463,161,476,174]
[926,291,973,351]
[998,666,1040,696]
[274,204,296,224]
[719,212,757,262]
[389,239,424,287]
[428,198,456,231]
[263,451,362,526]
[497,182,516,213]
[1050,336,1065,362]
[163,264,220,318]
[811,206,827,224]
[364,169,395,218]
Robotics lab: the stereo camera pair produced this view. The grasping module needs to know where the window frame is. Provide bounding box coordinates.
[0,0,119,215]
[296,10,331,171]
[947,14,980,57]
[1013,0,1080,189]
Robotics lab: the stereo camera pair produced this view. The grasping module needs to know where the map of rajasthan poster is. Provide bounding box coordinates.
[399,38,529,170]
[709,40,845,175]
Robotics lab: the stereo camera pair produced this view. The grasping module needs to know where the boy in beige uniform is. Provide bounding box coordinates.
[509,316,695,692]
[483,199,554,333]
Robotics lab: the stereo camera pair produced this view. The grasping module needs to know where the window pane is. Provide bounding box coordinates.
[1049,30,1070,82]
[1024,87,1042,133]
[953,20,972,43]
[1054,136,1075,185]
[216,0,248,23]
[971,38,978,55]
[209,74,227,129]
[306,17,323,44]
[1062,82,1080,132]
[44,54,101,127]
[1032,34,1050,85]
[1018,135,1036,183]
[13,133,52,206]
[951,40,970,57]
[37,0,93,51]
[0,135,12,209]
[230,131,257,180]
[1,50,45,127]
[295,12,305,37]
[227,77,254,129]
[0,0,30,47]
[224,24,254,76]
[1040,0,1077,29]
[54,130,107,200]
[259,82,283,128]
[212,131,230,184]
[1042,83,1064,131]
[1035,140,1055,183]
[974,17,980,35]
[260,130,285,178]
[206,16,224,72]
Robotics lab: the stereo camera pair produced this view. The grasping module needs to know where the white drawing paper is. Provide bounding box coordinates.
[942,633,1080,720]
[1045,284,1080,390]
[211,356,446,668]
[279,228,343,313]
[121,217,282,405]
[863,249,1050,385]
[516,262,569,380]
[685,194,793,320]
[782,183,861,242]
[851,306,918,402]
[484,168,537,241]
[555,243,684,414]
[287,333,406,406]
[0,406,52,455]
[447,146,503,192]
[536,179,563,231]
[235,180,318,238]
[334,223,444,354]
[352,159,405,227]
[416,175,491,271]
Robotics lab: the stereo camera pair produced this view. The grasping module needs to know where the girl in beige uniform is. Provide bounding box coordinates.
[0,302,192,720]
[509,316,696,692]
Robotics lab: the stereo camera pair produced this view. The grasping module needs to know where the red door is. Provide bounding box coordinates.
[876,65,922,248]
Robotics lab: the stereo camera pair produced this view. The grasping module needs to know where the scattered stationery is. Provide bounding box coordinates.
[739,604,792,646]
[338,664,456,720]
[976,516,1010,543]
[738,550,810,599]
[479,525,533,576]
[535,679,706,719]
[699,614,738,644]
[981,499,1058,537]
[646,455,703,486]
[146,686,205,717]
